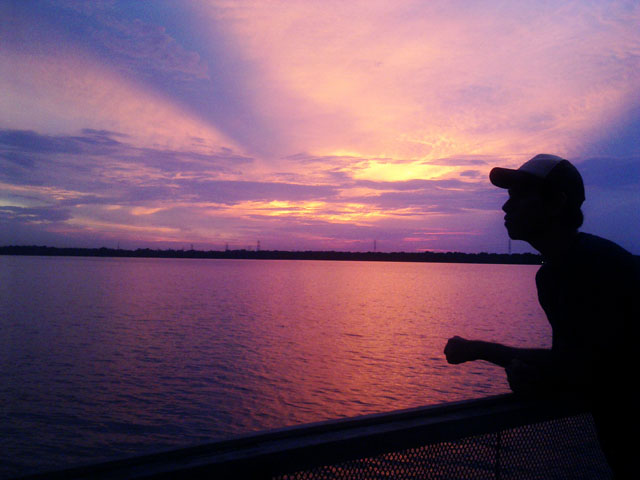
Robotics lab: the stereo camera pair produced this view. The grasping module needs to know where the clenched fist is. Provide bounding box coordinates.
[444,336,477,364]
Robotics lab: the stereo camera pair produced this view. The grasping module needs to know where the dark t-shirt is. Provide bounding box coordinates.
[535,232,638,473]
[536,232,636,391]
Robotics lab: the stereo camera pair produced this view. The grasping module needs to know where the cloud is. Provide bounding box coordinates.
[0,128,258,237]
[0,129,123,155]
[425,157,489,167]
[0,127,342,245]
[195,0,640,160]
[7,1,209,81]
[0,205,72,223]
[347,179,502,214]
[0,21,237,153]
[0,128,250,180]
[172,180,339,205]
[90,17,210,80]
[0,123,508,251]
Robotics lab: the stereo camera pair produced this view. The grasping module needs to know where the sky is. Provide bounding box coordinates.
[1,0,639,254]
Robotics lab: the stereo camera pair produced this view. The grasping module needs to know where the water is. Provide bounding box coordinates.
[0,255,549,478]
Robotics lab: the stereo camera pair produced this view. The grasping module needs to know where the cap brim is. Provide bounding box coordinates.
[489,167,538,189]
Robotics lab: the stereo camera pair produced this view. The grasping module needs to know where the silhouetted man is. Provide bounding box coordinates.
[444,154,637,478]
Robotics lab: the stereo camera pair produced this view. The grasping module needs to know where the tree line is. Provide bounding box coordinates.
[0,245,543,265]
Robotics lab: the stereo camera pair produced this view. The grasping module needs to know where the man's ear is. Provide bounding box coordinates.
[548,191,568,217]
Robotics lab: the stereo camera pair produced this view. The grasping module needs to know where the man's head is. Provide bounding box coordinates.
[490,154,585,241]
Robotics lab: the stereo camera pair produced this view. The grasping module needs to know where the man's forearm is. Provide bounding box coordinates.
[469,341,551,369]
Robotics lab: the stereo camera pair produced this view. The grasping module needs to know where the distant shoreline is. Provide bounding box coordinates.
[0,245,543,265]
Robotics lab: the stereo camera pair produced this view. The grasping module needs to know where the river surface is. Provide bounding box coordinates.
[0,255,550,478]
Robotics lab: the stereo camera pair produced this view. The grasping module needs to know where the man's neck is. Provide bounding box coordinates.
[528,228,580,260]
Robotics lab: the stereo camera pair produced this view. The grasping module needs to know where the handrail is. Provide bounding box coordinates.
[15,393,594,480]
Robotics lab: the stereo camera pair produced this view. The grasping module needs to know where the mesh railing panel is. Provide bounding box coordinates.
[14,395,612,479]
[497,414,611,480]
[273,413,612,480]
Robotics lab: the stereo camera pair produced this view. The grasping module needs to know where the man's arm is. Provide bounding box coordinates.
[444,336,554,394]
[444,336,551,368]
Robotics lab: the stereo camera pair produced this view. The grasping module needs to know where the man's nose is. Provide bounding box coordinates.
[502,199,510,213]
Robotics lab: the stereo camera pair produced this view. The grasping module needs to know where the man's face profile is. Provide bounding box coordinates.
[502,185,550,241]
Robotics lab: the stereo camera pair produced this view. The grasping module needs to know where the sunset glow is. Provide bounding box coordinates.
[1,1,639,253]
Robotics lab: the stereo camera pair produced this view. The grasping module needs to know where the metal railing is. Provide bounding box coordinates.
[16,393,612,479]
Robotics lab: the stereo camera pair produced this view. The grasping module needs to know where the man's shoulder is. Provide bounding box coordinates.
[537,232,637,286]
[572,232,637,278]
[574,232,631,257]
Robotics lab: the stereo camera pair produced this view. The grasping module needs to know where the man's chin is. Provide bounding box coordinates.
[505,224,527,241]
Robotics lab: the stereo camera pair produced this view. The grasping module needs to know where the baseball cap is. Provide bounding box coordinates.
[490,154,585,205]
